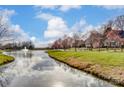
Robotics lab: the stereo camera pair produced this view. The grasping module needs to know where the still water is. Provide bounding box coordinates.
[0,51,115,87]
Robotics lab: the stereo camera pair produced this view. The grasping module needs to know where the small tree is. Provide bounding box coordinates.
[72,32,80,52]
[61,35,69,51]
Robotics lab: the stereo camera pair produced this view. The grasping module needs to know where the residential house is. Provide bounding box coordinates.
[104,29,124,48]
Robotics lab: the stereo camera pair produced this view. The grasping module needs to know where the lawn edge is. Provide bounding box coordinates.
[0,53,15,66]
[47,51,124,87]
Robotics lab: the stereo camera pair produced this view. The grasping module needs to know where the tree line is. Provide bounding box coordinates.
[51,15,124,52]
[0,41,34,50]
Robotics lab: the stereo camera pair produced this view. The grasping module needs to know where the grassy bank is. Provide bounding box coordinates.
[0,51,14,66]
[47,50,124,86]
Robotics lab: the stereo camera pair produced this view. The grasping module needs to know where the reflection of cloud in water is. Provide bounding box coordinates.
[32,61,55,71]
[0,51,115,87]
[9,67,114,87]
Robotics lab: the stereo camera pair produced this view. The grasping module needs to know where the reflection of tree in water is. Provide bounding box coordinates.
[7,51,33,58]
[55,61,81,74]
[32,60,55,71]
[23,51,33,58]
[55,61,114,87]
[55,61,68,72]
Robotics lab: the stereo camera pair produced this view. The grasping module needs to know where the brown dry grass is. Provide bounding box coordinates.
[48,50,124,86]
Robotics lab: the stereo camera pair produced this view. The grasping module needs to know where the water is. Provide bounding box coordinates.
[0,50,116,87]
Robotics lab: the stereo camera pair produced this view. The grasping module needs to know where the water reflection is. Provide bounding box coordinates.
[0,50,115,87]
[53,61,114,87]
[7,51,33,58]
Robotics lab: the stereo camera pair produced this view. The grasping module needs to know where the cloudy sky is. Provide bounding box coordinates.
[0,5,124,47]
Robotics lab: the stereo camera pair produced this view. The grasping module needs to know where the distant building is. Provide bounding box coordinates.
[104,29,124,48]
[85,28,124,48]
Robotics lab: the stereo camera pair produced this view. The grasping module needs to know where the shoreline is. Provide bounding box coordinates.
[48,52,124,87]
[0,53,15,66]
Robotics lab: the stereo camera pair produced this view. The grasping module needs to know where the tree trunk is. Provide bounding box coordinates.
[90,44,93,51]
[106,46,109,51]
[98,47,101,52]
[75,46,77,52]
[114,46,116,52]
[74,40,77,52]
[121,47,123,52]
[110,42,112,51]
[63,46,66,51]
[121,45,123,52]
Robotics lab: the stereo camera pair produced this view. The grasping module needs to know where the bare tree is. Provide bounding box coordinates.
[72,32,80,52]
[61,35,69,51]
[0,16,9,40]
[85,30,104,51]
[101,20,114,51]
[114,15,124,51]
[0,16,17,48]
[114,15,124,30]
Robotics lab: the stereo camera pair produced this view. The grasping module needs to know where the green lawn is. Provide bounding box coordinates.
[48,50,124,67]
[48,50,124,86]
[0,51,14,65]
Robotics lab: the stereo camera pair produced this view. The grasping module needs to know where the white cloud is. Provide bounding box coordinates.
[0,9,30,43]
[29,36,54,48]
[30,36,41,48]
[9,24,22,32]
[44,17,69,39]
[0,9,15,17]
[36,12,96,43]
[0,9,15,24]
[71,18,87,32]
[35,5,57,10]
[71,19,94,33]
[99,5,124,10]
[36,13,55,20]
[59,5,81,12]
[35,5,81,12]
[30,36,36,42]
[69,19,95,39]
[8,24,30,42]
[36,12,69,39]
[36,7,102,45]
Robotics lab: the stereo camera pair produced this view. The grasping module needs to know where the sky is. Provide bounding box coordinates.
[0,5,124,47]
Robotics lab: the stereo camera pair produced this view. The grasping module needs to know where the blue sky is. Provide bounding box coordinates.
[0,5,124,47]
